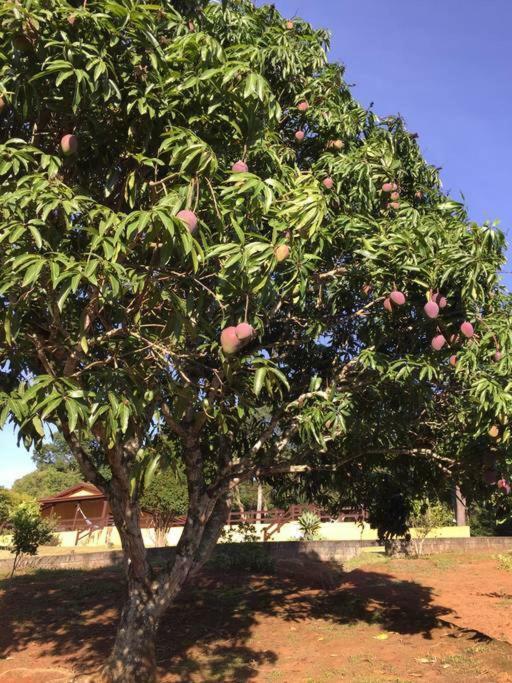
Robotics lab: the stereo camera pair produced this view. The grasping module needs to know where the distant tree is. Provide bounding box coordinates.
[0,487,31,527]
[233,480,272,511]
[0,488,12,527]
[12,466,82,500]
[8,502,54,577]
[32,432,79,472]
[468,493,512,537]
[12,432,84,499]
[140,467,188,547]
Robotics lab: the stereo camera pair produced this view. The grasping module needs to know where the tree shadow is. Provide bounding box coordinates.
[0,549,455,681]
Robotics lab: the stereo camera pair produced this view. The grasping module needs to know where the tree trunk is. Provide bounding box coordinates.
[98,477,160,682]
[101,580,159,683]
[96,472,231,683]
[454,485,467,526]
[256,481,263,523]
[154,526,167,548]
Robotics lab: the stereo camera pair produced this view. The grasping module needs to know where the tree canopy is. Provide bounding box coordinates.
[11,432,82,499]
[0,0,510,680]
[12,465,81,499]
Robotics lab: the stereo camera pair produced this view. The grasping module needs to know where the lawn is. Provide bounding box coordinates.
[1,552,512,682]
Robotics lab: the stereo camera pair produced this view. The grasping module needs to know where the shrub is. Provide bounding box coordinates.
[408,500,454,557]
[297,510,322,541]
[9,502,54,576]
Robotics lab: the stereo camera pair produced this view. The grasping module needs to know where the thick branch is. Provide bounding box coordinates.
[161,402,187,438]
[60,423,109,491]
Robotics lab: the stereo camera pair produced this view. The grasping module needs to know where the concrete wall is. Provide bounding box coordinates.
[1,535,510,576]
[48,521,470,548]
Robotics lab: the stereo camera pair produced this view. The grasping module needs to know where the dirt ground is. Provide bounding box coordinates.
[2,551,512,682]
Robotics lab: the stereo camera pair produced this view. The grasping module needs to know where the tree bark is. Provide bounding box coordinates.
[101,580,159,683]
[99,477,158,682]
[454,484,467,526]
[96,453,231,683]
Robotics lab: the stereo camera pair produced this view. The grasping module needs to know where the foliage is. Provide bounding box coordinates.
[0,0,510,678]
[407,499,454,557]
[0,487,13,527]
[8,502,54,576]
[32,432,79,472]
[220,521,259,543]
[297,510,322,541]
[12,465,82,499]
[0,487,33,525]
[233,480,272,510]
[468,495,512,537]
[0,0,509,498]
[468,503,497,537]
[140,464,188,546]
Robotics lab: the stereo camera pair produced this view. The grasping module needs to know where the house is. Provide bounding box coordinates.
[39,482,113,545]
[39,482,161,546]
[40,482,110,529]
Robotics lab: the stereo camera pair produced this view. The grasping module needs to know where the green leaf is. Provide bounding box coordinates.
[31,415,45,437]
[254,367,267,397]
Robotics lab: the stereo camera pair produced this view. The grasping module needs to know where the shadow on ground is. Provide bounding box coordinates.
[0,550,454,681]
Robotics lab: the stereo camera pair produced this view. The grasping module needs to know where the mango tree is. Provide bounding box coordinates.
[0,0,510,680]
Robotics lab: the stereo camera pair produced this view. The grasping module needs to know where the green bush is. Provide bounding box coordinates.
[408,500,454,557]
[8,502,55,576]
[297,511,322,541]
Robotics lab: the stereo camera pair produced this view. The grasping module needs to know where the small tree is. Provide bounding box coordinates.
[140,467,188,547]
[408,500,454,557]
[8,502,54,577]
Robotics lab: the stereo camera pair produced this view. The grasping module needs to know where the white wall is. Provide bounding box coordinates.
[49,521,470,548]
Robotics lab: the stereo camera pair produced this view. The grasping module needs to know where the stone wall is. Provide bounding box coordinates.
[2,537,512,576]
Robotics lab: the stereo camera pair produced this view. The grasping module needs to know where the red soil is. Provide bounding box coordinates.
[1,553,512,682]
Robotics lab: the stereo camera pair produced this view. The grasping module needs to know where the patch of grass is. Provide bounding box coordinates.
[430,555,457,570]
[304,673,347,683]
[440,644,490,675]
[319,668,348,679]
[343,551,389,571]
[497,552,512,572]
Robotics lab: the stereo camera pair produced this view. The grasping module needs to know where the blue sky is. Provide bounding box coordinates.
[1,0,510,487]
